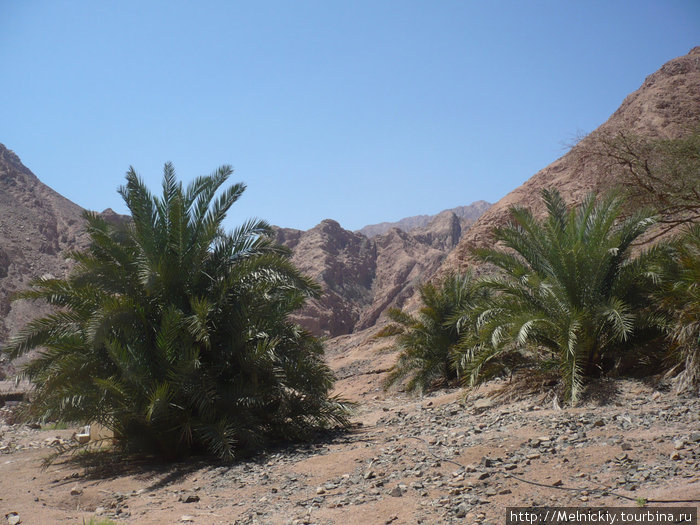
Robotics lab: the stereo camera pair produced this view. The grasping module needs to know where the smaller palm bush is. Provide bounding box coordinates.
[377,272,486,394]
[654,224,700,392]
[454,189,661,404]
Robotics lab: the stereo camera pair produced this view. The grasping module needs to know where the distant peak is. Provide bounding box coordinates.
[356,200,492,238]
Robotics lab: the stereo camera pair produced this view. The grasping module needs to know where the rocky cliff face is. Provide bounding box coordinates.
[439,47,700,275]
[276,220,376,336]
[276,208,485,337]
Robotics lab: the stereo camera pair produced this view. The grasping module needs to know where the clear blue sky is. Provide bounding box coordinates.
[2,1,698,231]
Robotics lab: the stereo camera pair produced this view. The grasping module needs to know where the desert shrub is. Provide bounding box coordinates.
[589,128,700,238]
[455,189,662,404]
[377,271,487,394]
[3,164,349,460]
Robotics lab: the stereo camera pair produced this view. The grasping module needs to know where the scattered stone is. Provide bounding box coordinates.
[473,398,493,412]
[70,487,82,496]
[5,513,20,525]
[673,440,685,450]
[1,374,699,524]
[180,516,194,523]
[389,485,404,497]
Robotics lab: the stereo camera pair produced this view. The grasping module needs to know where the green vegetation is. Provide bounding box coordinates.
[457,189,661,403]
[4,164,349,460]
[42,421,69,430]
[382,189,690,403]
[654,224,700,392]
[377,271,486,394]
[81,518,117,525]
[592,128,700,239]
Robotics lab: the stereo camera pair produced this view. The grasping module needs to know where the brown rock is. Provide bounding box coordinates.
[438,47,700,277]
[275,208,488,337]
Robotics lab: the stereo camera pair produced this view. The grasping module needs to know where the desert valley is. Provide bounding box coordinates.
[0,47,699,524]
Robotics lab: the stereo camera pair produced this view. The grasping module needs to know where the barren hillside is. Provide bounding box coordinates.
[0,146,129,377]
[0,145,88,364]
[440,47,700,275]
[276,208,487,337]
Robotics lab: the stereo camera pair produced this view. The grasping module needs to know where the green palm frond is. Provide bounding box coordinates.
[380,271,486,394]
[463,188,660,404]
[2,163,349,460]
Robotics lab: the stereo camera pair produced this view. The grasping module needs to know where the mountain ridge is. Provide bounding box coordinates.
[0,145,490,356]
[356,200,491,238]
[274,206,488,337]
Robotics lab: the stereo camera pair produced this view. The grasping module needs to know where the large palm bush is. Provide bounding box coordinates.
[377,272,486,394]
[4,164,348,460]
[455,189,660,404]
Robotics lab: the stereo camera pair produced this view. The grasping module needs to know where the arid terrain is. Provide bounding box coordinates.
[1,373,698,524]
[1,48,699,524]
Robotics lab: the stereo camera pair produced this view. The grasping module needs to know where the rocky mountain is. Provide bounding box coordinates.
[0,146,131,376]
[356,201,491,238]
[0,141,488,362]
[0,145,88,357]
[440,47,700,275]
[319,47,700,390]
[275,207,486,337]
[4,48,697,377]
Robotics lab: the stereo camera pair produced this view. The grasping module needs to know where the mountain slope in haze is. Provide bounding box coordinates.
[275,207,487,337]
[440,47,700,275]
[357,200,491,238]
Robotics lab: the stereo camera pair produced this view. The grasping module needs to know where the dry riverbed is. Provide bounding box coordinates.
[0,378,698,524]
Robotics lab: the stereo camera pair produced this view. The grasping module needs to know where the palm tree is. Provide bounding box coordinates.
[456,189,660,404]
[4,164,349,460]
[654,224,700,392]
[377,272,486,394]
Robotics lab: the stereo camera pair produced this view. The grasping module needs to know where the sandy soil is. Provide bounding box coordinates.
[1,371,698,525]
